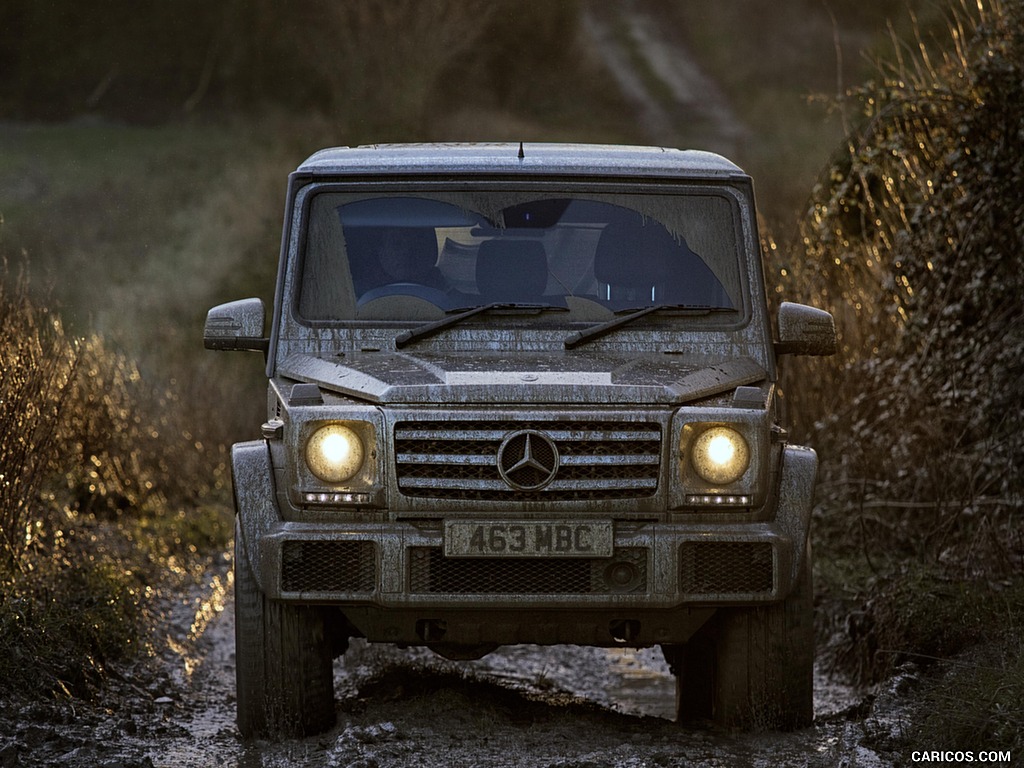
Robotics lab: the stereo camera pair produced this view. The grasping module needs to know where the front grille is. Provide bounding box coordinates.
[679,541,774,595]
[395,420,661,501]
[281,540,376,593]
[409,547,647,594]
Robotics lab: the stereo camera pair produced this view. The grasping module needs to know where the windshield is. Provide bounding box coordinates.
[297,190,744,323]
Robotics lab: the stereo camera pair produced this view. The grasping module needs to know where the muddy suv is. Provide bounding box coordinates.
[204,143,836,738]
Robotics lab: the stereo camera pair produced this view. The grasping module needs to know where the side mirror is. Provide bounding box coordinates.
[203,298,269,353]
[775,302,837,357]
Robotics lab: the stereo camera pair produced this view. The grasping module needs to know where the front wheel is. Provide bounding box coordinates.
[234,521,336,739]
[663,547,814,730]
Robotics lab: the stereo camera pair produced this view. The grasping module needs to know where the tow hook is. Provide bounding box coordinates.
[416,619,448,643]
[609,619,640,643]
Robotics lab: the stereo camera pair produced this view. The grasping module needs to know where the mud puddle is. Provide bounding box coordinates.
[146,578,882,768]
[1,556,905,768]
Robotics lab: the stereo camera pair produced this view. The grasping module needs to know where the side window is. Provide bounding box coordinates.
[299,194,355,321]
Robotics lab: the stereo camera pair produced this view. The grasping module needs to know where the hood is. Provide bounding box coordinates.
[278,350,767,406]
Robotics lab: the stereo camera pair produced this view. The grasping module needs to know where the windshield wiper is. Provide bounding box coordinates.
[395,302,567,349]
[564,304,730,349]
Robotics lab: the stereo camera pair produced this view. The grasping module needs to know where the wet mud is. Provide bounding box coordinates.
[0,552,916,768]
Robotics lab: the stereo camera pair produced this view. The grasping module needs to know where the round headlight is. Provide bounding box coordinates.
[691,426,750,485]
[305,424,365,483]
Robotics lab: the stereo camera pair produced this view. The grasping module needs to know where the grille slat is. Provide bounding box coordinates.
[559,454,660,466]
[395,428,661,442]
[395,419,662,501]
[399,477,659,491]
[397,452,495,465]
[396,453,660,467]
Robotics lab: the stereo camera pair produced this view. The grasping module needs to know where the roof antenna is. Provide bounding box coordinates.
[518,141,525,160]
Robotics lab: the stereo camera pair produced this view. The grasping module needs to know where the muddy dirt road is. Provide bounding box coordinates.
[0,552,918,768]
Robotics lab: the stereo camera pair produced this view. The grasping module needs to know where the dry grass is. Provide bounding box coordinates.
[0,262,78,568]
[0,256,233,697]
[798,2,1024,752]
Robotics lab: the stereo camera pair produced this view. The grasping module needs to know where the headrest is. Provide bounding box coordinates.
[594,221,679,291]
[377,227,439,282]
[475,239,548,301]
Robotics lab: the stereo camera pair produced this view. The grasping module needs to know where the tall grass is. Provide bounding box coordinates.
[0,263,78,569]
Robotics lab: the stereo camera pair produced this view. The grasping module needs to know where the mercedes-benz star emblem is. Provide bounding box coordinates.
[497,430,560,491]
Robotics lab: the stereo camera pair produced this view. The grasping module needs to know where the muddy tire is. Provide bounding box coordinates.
[664,547,814,730]
[234,521,336,739]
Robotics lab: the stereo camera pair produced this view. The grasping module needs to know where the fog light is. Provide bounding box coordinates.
[604,561,641,592]
[685,494,752,507]
[303,491,370,505]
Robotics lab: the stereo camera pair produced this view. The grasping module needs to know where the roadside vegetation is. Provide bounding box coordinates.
[780,0,1024,752]
[0,0,1021,754]
[0,263,232,697]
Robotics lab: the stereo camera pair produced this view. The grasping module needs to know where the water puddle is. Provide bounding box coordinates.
[143,572,879,768]
[603,647,676,719]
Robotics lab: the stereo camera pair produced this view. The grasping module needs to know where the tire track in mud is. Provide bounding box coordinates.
[131,562,898,768]
[0,547,903,767]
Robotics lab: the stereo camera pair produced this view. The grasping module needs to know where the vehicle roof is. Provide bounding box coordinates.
[296,143,747,180]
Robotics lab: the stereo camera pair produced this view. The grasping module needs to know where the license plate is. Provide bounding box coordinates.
[444,520,613,558]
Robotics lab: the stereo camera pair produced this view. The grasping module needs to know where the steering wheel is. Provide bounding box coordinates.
[356,282,453,308]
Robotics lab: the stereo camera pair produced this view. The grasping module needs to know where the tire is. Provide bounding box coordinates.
[664,628,715,722]
[663,546,814,730]
[234,521,336,739]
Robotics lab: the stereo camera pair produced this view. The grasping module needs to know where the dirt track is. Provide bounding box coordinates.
[0,550,919,768]
[580,0,748,155]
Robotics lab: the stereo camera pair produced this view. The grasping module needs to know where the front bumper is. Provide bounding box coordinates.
[258,518,794,609]
[232,441,817,613]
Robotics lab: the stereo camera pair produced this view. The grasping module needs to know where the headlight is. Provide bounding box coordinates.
[691,426,750,485]
[305,424,365,483]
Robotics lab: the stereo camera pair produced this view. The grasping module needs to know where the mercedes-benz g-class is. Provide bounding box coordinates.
[204,143,837,738]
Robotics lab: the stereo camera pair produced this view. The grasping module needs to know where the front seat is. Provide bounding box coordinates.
[475,239,548,303]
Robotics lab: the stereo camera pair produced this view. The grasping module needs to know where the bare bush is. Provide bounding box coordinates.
[56,334,228,519]
[796,0,1024,569]
[1,259,228,575]
[1,261,230,695]
[0,264,78,570]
